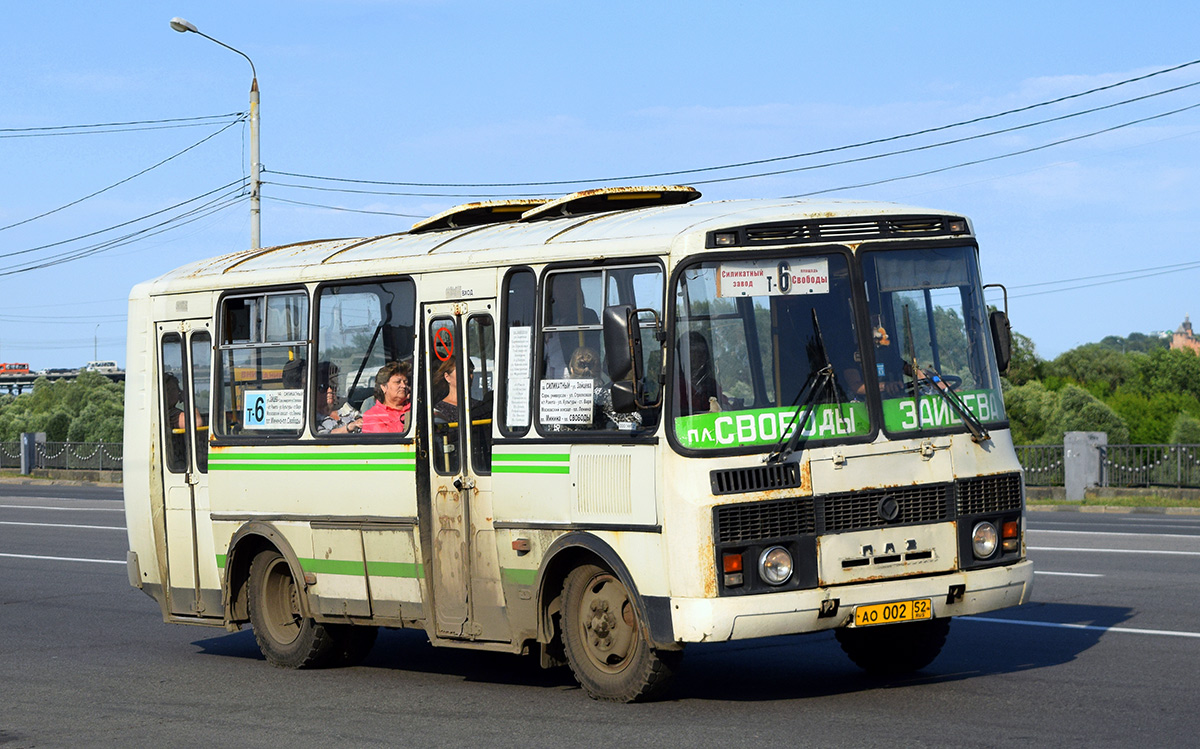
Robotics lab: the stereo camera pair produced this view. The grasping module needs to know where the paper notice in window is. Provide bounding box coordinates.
[539,379,594,426]
[506,327,532,428]
[242,389,304,429]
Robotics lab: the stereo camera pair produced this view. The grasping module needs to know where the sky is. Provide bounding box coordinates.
[3,1,1200,368]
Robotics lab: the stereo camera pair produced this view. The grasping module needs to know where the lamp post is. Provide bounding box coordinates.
[170,17,261,250]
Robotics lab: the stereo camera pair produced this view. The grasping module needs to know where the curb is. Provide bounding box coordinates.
[1028,504,1200,515]
[0,476,121,488]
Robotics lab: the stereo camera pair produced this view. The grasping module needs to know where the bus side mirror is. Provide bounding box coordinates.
[989,310,1012,373]
[603,305,660,412]
[603,304,639,382]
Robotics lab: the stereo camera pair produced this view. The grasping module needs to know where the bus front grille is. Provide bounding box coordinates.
[714,496,816,543]
[956,473,1023,515]
[710,462,803,496]
[822,485,950,533]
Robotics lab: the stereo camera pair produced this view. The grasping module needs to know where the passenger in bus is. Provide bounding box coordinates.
[558,346,641,431]
[316,362,363,434]
[431,357,460,425]
[677,331,728,416]
[361,361,412,433]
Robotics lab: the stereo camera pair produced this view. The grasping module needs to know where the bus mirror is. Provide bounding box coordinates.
[989,310,1012,373]
[609,380,638,413]
[603,305,643,383]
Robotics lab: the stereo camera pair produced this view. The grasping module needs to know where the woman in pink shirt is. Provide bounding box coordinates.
[361,360,412,433]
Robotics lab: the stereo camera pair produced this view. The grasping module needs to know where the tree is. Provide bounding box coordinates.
[1004,330,1042,385]
[1048,384,1130,444]
[0,373,124,442]
[1002,380,1059,444]
[1046,344,1134,394]
[1168,413,1200,444]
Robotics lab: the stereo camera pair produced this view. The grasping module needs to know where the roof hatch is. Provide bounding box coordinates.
[519,185,700,221]
[410,199,547,233]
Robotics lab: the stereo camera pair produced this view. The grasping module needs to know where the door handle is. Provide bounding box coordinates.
[453,476,475,491]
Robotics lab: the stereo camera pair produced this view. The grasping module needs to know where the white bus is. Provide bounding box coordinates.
[124,186,1033,702]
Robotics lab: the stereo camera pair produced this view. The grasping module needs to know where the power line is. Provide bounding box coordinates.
[0,119,246,233]
[784,101,1200,198]
[0,178,247,261]
[266,56,1200,189]
[0,192,246,277]
[263,81,1200,201]
[0,113,243,138]
[265,195,426,218]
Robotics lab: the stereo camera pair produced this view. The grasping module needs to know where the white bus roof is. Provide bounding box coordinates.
[134,193,963,297]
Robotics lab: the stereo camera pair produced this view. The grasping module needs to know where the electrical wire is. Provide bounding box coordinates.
[0,178,247,260]
[263,84,1200,200]
[0,113,243,138]
[0,192,246,277]
[0,118,246,233]
[265,195,426,218]
[783,101,1200,198]
[265,57,1200,189]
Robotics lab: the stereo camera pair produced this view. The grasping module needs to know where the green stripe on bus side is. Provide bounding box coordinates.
[491,453,570,462]
[217,554,526,587]
[365,561,424,579]
[209,462,416,472]
[492,464,571,474]
[502,567,537,586]
[209,452,416,461]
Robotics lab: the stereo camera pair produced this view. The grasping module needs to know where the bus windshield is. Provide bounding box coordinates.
[672,252,869,452]
[862,245,1005,436]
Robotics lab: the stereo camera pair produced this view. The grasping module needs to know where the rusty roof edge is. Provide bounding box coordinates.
[220,236,354,274]
[321,233,404,264]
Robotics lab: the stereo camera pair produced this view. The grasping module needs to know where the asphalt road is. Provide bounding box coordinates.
[2,483,1198,747]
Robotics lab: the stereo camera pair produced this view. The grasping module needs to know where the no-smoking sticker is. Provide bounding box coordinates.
[433,327,455,361]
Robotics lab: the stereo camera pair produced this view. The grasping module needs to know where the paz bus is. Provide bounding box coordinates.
[123,186,1033,702]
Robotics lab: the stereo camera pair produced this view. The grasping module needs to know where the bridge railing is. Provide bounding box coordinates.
[0,441,124,472]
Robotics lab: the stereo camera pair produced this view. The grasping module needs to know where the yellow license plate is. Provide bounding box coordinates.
[853,598,932,627]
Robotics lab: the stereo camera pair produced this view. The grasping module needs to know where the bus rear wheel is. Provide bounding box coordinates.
[560,564,679,703]
[835,617,951,675]
[248,549,338,669]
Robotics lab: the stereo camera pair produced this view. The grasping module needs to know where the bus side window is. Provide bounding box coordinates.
[160,335,188,473]
[315,279,415,437]
[217,291,308,437]
[499,268,535,437]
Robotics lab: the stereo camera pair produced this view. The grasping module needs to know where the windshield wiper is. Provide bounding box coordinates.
[900,305,990,443]
[767,309,838,464]
[913,364,991,443]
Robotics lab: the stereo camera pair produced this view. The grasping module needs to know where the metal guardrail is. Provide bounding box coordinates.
[1100,444,1200,489]
[1015,445,1065,487]
[0,441,124,471]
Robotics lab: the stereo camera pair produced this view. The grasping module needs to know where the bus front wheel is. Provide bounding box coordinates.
[248,549,338,669]
[560,564,679,703]
[835,617,951,675]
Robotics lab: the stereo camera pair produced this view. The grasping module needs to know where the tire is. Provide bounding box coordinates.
[835,617,951,676]
[247,549,339,669]
[560,564,680,703]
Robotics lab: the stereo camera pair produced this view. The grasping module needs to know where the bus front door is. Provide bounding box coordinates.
[157,321,218,618]
[424,302,509,642]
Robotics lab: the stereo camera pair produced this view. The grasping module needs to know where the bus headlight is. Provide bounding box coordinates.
[972,522,999,559]
[758,546,793,585]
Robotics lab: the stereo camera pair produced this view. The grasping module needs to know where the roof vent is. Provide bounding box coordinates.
[410,199,547,233]
[520,185,700,221]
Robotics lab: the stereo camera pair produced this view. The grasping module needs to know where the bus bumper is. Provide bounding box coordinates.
[668,558,1034,643]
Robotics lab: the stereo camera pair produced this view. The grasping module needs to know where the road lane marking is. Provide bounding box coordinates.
[962,616,1200,639]
[1029,546,1200,556]
[1030,529,1200,540]
[0,521,124,531]
[0,504,123,512]
[1033,571,1104,577]
[0,552,123,565]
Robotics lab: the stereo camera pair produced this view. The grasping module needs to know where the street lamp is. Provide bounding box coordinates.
[170,17,261,250]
